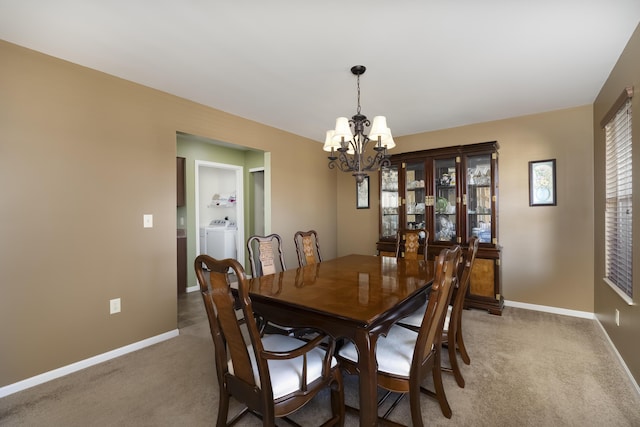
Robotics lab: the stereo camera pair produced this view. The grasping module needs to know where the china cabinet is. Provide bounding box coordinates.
[377,141,503,314]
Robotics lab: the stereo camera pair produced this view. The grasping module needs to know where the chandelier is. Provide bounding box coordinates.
[323,65,395,183]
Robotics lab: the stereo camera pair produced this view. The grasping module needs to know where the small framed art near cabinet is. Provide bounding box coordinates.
[377,141,503,315]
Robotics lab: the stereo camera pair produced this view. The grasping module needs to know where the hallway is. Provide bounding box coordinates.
[178,291,205,329]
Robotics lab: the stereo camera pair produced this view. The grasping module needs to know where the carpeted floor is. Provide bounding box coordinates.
[1,292,639,426]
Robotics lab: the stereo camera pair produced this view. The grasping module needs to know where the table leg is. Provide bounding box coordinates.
[354,329,379,427]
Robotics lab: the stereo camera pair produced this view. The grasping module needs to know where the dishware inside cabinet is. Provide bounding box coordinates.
[404,161,426,230]
[380,166,399,239]
[466,154,492,243]
[434,157,457,242]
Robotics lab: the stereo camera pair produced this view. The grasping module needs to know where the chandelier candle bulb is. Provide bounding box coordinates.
[380,129,396,150]
[323,130,339,155]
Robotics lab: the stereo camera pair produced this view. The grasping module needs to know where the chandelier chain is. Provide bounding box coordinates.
[356,73,361,115]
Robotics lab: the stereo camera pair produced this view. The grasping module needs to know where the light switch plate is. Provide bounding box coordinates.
[110,298,121,314]
[143,214,153,228]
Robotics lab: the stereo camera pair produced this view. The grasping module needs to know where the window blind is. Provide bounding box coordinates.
[604,96,633,299]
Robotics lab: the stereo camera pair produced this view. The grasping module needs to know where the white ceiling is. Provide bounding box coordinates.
[1,1,639,142]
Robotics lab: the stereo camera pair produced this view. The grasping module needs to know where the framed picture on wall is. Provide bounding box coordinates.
[529,159,556,206]
[356,176,370,209]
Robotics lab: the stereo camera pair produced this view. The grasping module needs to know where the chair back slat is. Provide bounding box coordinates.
[302,235,317,264]
[413,247,460,370]
[396,229,428,261]
[247,234,286,277]
[195,256,263,388]
[294,230,322,267]
[258,240,277,275]
[452,237,479,309]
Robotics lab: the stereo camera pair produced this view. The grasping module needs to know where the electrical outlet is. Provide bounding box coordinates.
[615,309,620,326]
[110,298,121,314]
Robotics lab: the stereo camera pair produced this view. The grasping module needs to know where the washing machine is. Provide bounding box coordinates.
[199,219,237,260]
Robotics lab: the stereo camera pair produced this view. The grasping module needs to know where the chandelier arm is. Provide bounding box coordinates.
[358,137,375,169]
[361,152,382,172]
[335,150,357,173]
[343,145,357,170]
[327,142,391,174]
[328,158,349,172]
[379,156,392,169]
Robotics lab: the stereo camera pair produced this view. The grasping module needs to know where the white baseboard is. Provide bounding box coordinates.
[504,299,595,319]
[0,329,179,398]
[505,299,640,396]
[594,317,640,396]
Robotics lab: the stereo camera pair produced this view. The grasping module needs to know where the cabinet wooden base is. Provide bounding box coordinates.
[464,296,504,316]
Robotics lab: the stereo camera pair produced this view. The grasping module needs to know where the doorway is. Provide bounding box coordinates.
[176,132,268,302]
[195,160,245,276]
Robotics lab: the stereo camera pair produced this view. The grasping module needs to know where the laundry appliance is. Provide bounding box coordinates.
[199,219,237,261]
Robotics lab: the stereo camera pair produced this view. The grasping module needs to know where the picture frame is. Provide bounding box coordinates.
[356,176,370,209]
[529,159,556,206]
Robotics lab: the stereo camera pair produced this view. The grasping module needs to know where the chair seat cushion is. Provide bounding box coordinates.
[338,324,425,377]
[397,301,452,332]
[229,334,337,400]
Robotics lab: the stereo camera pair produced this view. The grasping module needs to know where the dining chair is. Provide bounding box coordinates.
[397,237,479,388]
[294,230,322,267]
[337,247,461,425]
[396,229,428,261]
[194,254,345,427]
[247,234,310,337]
[247,234,287,278]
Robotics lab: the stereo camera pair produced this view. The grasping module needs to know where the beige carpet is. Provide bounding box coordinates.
[2,292,639,426]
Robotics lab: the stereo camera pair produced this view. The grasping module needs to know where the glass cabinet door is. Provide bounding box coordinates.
[404,161,426,231]
[380,166,399,239]
[465,154,493,243]
[376,142,501,314]
[434,157,458,242]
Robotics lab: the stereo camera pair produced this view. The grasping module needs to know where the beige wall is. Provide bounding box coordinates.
[593,23,640,383]
[338,106,595,313]
[0,40,337,386]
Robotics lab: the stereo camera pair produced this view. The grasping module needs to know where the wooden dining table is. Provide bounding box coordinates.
[246,254,435,427]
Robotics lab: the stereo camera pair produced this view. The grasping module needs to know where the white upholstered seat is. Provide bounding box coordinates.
[399,302,453,332]
[233,334,338,400]
[338,324,425,377]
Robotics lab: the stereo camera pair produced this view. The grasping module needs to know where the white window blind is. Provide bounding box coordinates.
[604,96,632,299]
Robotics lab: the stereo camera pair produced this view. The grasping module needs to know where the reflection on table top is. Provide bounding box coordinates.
[247,254,434,327]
